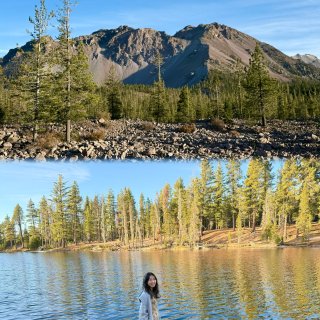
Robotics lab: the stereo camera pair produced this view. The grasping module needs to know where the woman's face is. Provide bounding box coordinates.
[147,275,157,289]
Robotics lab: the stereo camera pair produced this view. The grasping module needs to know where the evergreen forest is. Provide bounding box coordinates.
[1,158,319,250]
[0,0,320,129]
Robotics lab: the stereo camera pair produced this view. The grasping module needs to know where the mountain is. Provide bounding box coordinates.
[2,23,320,87]
[292,54,320,69]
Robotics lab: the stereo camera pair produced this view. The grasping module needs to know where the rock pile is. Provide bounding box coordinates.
[0,119,319,161]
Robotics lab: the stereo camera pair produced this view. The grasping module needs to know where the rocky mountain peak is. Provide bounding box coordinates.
[292,53,320,68]
[2,23,320,87]
[174,23,241,41]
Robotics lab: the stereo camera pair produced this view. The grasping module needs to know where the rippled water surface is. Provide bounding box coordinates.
[1,248,320,319]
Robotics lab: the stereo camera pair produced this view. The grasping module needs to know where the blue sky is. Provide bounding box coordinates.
[0,160,201,220]
[0,0,320,58]
[0,160,285,221]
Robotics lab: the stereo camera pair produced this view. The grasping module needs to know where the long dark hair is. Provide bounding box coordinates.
[143,272,160,299]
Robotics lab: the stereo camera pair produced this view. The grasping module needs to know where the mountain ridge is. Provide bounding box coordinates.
[292,53,320,68]
[2,22,320,87]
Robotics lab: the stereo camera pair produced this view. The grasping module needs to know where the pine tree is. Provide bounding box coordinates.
[234,58,245,118]
[8,48,36,124]
[244,43,277,126]
[151,79,167,122]
[67,181,82,244]
[54,0,97,124]
[207,71,223,118]
[275,160,299,240]
[55,0,74,121]
[27,0,54,138]
[212,163,225,229]
[69,42,98,120]
[261,190,277,241]
[91,195,101,241]
[26,199,39,238]
[115,188,137,246]
[12,204,24,248]
[141,198,150,239]
[189,178,201,246]
[199,160,214,231]
[117,190,129,246]
[176,86,193,123]
[139,193,147,241]
[105,190,116,241]
[150,51,167,122]
[244,159,264,232]
[26,198,41,250]
[4,215,15,248]
[0,221,5,249]
[50,174,68,247]
[236,188,247,243]
[296,181,312,241]
[38,196,51,247]
[150,197,162,244]
[126,189,136,246]
[299,159,320,221]
[171,178,186,244]
[160,184,172,243]
[83,196,94,242]
[105,66,122,119]
[226,160,241,230]
[0,66,8,123]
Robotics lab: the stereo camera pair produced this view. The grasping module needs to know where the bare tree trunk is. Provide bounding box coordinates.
[66,120,71,143]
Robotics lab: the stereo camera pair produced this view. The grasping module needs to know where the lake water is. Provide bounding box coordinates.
[1,248,320,319]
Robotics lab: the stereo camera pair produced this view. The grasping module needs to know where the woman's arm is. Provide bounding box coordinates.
[139,292,151,320]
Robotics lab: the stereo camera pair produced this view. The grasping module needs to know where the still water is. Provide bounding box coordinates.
[1,248,320,319]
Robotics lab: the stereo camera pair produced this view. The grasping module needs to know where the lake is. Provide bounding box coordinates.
[0,248,320,319]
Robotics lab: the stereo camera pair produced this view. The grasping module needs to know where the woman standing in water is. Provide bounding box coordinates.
[139,272,160,320]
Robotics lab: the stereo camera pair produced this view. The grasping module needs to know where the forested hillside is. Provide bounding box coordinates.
[1,159,319,250]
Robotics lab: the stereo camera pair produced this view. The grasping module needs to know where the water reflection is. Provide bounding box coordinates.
[0,248,320,319]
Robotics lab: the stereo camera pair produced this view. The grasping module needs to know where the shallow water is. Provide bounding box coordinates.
[0,248,320,319]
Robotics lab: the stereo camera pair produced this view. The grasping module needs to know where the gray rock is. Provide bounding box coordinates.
[260,137,270,144]
[0,132,6,140]
[7,133,20,143]
[121,150,128,159]
[3,142,12,150]
[98,118,106,125]
[69,156,79,162]
[147,147,157,155]
[35,153,46,161]
[0,119,319,159]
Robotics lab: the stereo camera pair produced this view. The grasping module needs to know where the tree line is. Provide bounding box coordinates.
[0,0,320,128]
[0,159,319,250]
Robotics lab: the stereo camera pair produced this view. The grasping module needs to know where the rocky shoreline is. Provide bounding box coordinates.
[0,119,319,160]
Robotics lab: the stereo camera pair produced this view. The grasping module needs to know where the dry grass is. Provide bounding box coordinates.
[179,123,196,133]
[77,128,107,141]
[211,118,226,131]
[34,132,63,149]
[230,130,241,137]
[140,122,156,131]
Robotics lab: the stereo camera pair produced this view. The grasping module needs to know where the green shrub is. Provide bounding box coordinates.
[28,236,41,250]
[262,224,281,244]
